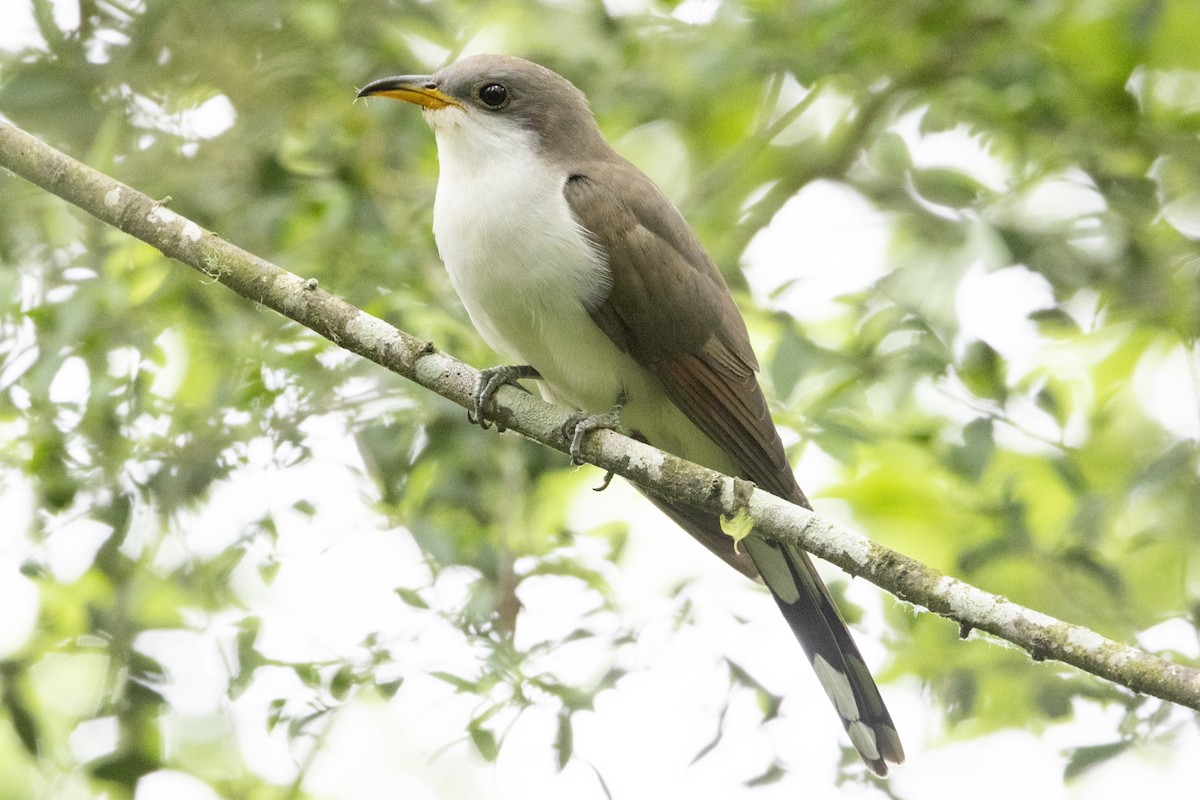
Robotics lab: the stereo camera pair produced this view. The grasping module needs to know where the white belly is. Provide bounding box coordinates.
[427,112,731,468]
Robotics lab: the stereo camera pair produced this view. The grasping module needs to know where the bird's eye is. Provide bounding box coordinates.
[477,83,508,108]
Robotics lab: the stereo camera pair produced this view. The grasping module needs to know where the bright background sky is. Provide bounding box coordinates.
[2,1,1198,798]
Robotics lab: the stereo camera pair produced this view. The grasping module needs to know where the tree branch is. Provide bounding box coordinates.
[2,118,1197,711]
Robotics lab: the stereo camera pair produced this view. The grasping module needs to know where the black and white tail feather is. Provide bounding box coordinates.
[649,494,905,776]
[743,536,905,775]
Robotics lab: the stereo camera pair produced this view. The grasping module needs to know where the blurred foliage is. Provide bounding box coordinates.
[1,0,1199,797]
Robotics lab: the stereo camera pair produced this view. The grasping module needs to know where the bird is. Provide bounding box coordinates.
[358,53,903,775]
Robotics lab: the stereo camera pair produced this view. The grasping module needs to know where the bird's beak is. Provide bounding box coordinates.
[357,75,461,109]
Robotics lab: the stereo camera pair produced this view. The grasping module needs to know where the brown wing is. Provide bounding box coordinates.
[563,161,904,775]
[563,164,806,506]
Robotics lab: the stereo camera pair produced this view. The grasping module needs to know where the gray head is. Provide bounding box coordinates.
[358,54,611,164]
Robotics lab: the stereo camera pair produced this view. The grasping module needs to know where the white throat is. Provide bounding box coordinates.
[427,106,610,367]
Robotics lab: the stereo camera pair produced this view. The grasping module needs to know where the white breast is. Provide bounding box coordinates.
[429,107,608,360]
[424,106,731,468]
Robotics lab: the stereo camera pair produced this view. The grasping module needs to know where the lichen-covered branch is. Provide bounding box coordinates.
[2,118,1197,711]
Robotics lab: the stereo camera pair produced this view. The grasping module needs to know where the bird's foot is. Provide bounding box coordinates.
[593,470,616,493]
[562,391,627,468]
[468,365,540,432]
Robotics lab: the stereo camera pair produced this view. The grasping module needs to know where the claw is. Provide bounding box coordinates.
[593,470,616,492]
[470,365,540,432]
[563,391,627,465]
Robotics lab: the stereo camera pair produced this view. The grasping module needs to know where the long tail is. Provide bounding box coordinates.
[742,534,904,776]
[647,493,904,776]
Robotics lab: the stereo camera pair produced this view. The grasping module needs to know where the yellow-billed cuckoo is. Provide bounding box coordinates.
[358,54,903,775]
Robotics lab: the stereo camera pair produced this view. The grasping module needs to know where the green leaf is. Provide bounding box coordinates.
[539,682,595,712]
[1035,384,1067,427]
[950,417,994,480]
[719,508,754,553]
[769,327,810,400]
[1029,308,1081,337]
[430,671,478,693]
[554,710,573,771]
[293,664,320,688]
[206,546,248,584]
[258,558,281,583]
[725,658,783,723]
[292,499,317,517]
[330,666,354,700]
[1063,741,1134,781]
[394,586,430,609]
[88,751,160,786]
[468,722,499,762]
[745,761,786,787]
[266,698,287,732]
[2,681,41,757]
[911,167,985,208]
[867,131,912,178]
[958,340,1007,402]
[236,616,262,670]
